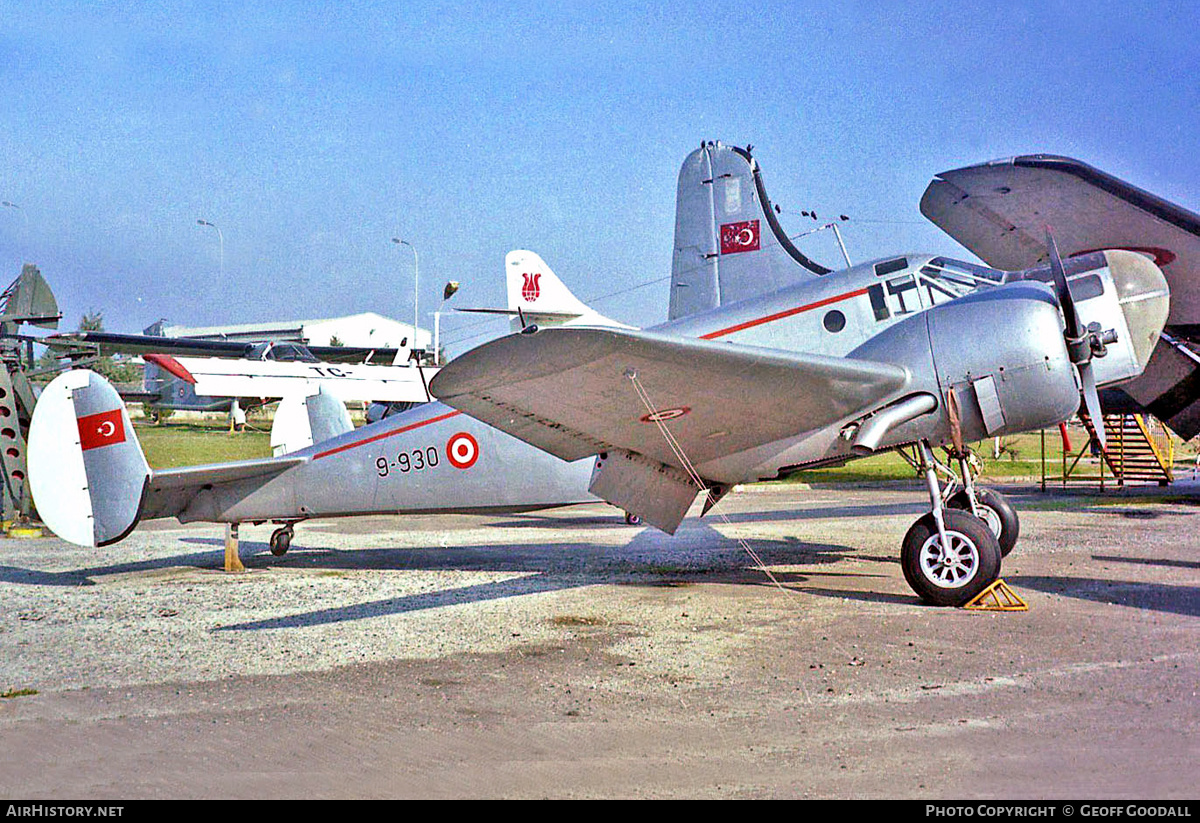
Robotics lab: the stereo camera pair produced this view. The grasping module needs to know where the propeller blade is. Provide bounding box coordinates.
[1079,362,1107,452]
[1045,228,1082,342]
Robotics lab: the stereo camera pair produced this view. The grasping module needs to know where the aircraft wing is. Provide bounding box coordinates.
[154,355,435,403]
[920,154,1200,330]
[429,327,910,470]
[43,331,401,364]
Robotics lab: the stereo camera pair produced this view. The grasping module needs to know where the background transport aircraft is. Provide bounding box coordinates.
[920,154,1200,440]
[26,142,1171,606]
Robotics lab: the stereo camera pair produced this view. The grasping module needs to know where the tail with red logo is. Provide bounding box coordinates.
[501,250,631,331]
[670,141,830,321]
[28,369,150,546]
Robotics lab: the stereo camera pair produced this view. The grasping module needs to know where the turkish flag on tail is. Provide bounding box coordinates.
[78,409,126,451]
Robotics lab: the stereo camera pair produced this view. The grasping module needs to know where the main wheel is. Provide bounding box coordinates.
[269,526,293,556]
[947,488,1019,557]
[901,509,1002,606]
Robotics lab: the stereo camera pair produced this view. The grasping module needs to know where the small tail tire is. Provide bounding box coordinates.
[269,526,293,556]
[947,488,1019,557]
[901,509,1003,607]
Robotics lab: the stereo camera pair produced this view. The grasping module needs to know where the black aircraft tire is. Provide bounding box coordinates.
[269,527,292,557]
[624,511,642,526]
[901,509,1002,607]
[947,488,1020,557]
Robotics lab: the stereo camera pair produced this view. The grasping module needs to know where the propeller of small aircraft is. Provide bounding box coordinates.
[1045,229,1117,451]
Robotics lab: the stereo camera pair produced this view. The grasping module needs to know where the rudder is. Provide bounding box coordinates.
[28,370,150,546]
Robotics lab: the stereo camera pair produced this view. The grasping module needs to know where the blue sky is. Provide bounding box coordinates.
[1,1,1197,355]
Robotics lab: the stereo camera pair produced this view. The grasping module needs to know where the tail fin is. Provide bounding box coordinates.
[670,141,830,321]
[503,251,632,331]
[28,370,149,546]
[271,387,355,456]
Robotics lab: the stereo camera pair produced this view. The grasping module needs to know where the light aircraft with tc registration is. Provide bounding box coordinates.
[26,142,1172,605]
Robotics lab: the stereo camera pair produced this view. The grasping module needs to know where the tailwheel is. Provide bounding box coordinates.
[947,487,1019,557]
[624,511,642,526]
[269,524,294,556]
[901,509,1002,607]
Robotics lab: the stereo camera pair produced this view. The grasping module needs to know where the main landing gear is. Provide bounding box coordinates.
[899,441,1019,606]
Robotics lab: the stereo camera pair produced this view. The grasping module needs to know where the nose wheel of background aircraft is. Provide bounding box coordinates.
[269,524,294,556]
[901,441,1003,606]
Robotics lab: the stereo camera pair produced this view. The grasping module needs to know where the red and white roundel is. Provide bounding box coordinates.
[446,432,480,469]
[640,406,690,423]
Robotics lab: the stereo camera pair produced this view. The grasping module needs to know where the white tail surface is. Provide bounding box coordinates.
[28,370,150,546]
[271,387,355,456]
[505,250,631,330]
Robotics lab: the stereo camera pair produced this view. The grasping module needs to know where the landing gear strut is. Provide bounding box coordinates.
[900,441,1002,606]
[900,444,1021,558]
[269,523,295,556]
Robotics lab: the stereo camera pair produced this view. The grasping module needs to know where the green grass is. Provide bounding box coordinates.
[135,421,271,469]
[782,430,1198,486]
[1,688,38,699]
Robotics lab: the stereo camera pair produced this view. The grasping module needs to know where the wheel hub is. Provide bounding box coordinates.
[920,531,980,588]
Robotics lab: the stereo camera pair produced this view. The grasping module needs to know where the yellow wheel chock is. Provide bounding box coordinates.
[963,579,1028,611]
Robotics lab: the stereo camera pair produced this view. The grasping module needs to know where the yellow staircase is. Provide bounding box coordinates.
[1072,413,1175,486]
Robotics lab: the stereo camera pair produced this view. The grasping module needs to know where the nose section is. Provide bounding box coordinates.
[1105,249,1170,370]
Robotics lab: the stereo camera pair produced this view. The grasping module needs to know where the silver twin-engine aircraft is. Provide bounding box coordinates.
[28,142,1172,606]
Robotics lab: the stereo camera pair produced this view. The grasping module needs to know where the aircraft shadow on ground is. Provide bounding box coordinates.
[1012,575,1200,618]
[2,516,897,627]
[216,521,868,630]
[486,499,928,529]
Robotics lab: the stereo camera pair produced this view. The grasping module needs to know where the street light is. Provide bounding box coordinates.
[197,219,224,277]
[392,237,419,359]
[433,281,460,365]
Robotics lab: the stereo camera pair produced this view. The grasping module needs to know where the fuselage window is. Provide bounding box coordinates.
[867,284,890,321]
[823,309,846,333]
[886,274,921,314]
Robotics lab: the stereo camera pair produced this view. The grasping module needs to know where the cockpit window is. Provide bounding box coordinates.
[874,258,909,277]
[244,341,320,362]
[922,257,1005,283]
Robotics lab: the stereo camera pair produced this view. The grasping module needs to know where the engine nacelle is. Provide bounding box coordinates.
[849,282,1083,450]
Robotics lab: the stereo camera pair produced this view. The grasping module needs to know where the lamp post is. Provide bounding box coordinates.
[197,219,224,277]
[433,281,460,365]
[392,237,419,359]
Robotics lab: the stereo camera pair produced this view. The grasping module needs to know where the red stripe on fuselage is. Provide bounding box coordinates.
[699,288,870,340]
[312,409,463,460]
